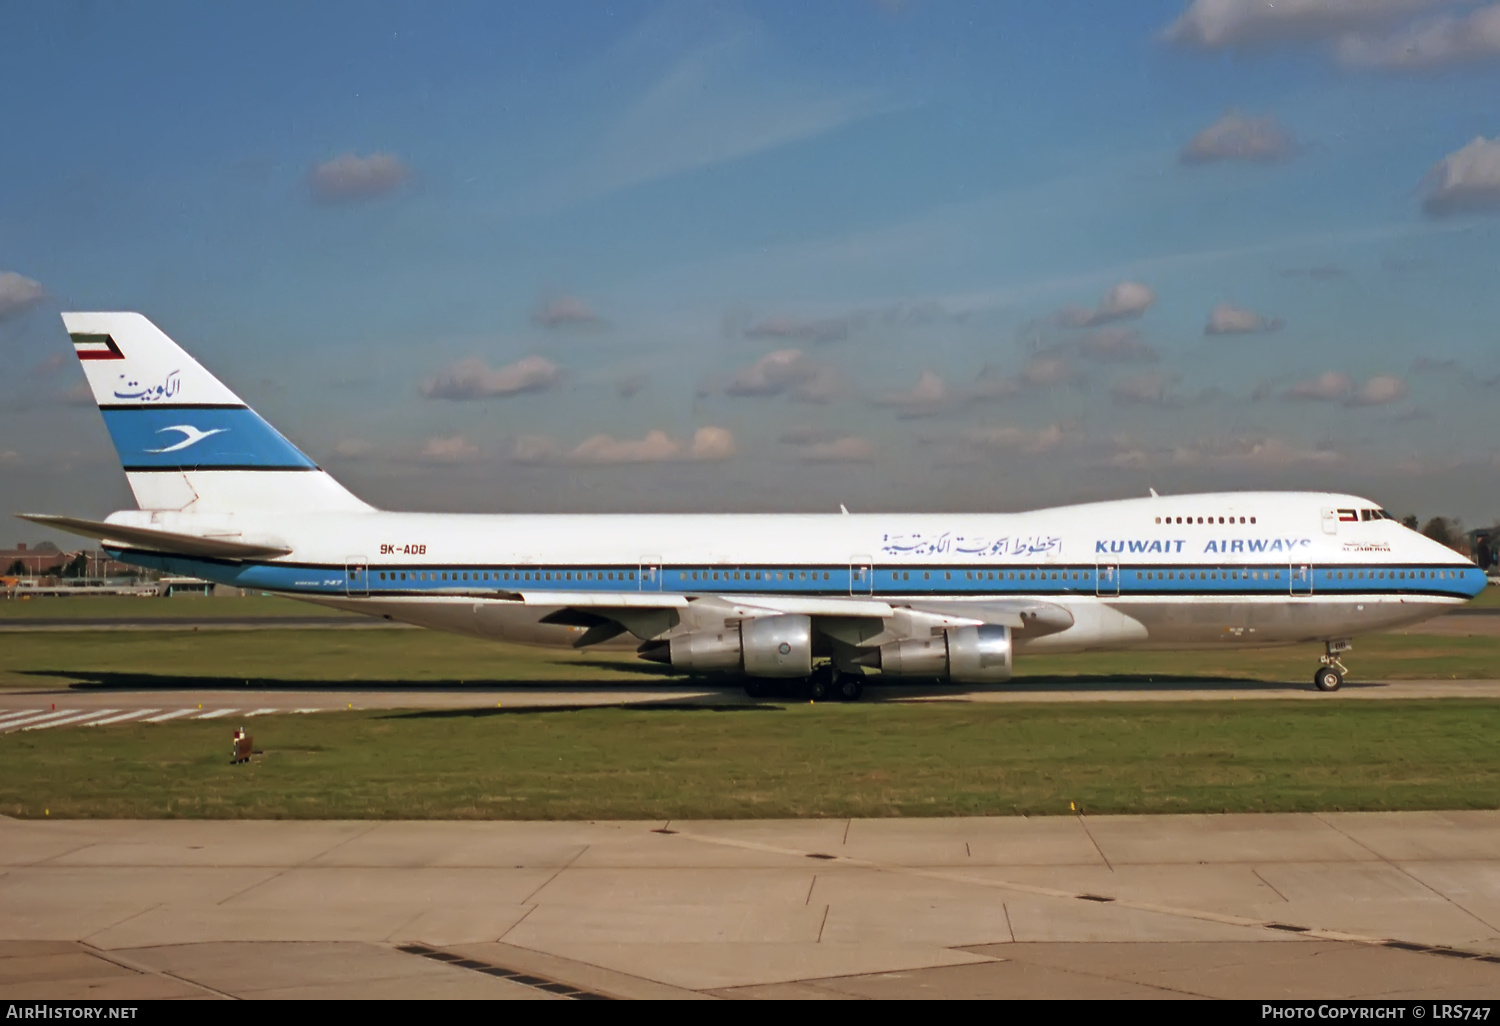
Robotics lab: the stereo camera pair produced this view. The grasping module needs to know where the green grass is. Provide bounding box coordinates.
[4,701,1499,819]
[0,629,653,688]
[0,594,351,619]
[2,627,1497,691]
[1470,583,1500,608]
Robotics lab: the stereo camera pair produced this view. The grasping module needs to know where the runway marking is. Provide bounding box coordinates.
[0,709,43,727]
[292,708,322,714]
[244,708,278,717]
[194,708,238,720]
[87,709,160,726]
[141,709,196,724]
[0,709,87,732]
[22,710,120,731]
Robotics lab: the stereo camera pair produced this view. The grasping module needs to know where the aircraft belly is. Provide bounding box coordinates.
[297,597,598,648]
[1024,596,1460,652]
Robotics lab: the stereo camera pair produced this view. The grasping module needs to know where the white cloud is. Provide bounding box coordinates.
[570,430,682,465]
[533,294,604,328]
[1348,374,1409,406]
[1057,281,1156,327]
[723,349,834,403]
[1284,371,1355,402]
[1111,372,1183,407]
[1162,0,1444,49]
[1422,136,1500,218]
[1338,4,1500,70]
[419,435,483,464]
[1205,303,1284,335]
[1180,112,1295,164]
[514,427,736,466]
[690,426,738,461]
[871,370,952,419]
[308,152,410,203]
[1281,372,1408,406]
[0,272,44,320]
[420,356,562,401]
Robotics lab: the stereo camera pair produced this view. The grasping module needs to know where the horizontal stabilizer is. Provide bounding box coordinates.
[16,514,292,560]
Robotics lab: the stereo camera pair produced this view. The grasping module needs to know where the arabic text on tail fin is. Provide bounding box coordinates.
[62,312,371,514]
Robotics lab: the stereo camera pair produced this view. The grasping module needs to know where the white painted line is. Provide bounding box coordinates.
[87,709,160,726]
[0,709,43,726]
[0,709,84,731]
[194,708,238,720]
[23,710,120,731]
[292,708,322,714]
[142,709,196,724]
[243,708,279,717]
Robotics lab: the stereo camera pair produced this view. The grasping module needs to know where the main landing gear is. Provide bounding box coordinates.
[1314,640,1353,692]
[744,666,865,702]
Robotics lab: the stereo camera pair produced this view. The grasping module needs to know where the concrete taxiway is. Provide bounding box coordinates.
[3,813,1500,999]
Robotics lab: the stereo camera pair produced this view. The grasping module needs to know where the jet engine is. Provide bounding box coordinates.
[862,624,1012,683]
[638,614,813,678]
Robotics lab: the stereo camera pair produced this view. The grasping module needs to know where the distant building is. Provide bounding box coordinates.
[2,543,142,581]
[1,542,71,576]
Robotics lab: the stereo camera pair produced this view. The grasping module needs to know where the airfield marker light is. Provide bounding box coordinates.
[1070,802,1076,812]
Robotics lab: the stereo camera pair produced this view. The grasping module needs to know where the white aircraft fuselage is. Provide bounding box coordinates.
[24,313,1487,698]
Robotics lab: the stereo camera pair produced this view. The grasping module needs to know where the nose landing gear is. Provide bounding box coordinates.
[1314,640,1352,692]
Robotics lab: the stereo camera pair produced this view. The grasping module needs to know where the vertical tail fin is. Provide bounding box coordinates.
[64,312,372,514]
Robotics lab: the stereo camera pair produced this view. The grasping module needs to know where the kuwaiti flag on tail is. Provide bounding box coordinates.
[61,312,370,515]
[71,331,124,361]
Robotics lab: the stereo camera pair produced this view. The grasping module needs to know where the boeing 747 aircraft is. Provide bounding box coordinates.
[21,313,1488,700]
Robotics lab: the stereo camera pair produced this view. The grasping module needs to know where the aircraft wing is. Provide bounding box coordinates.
[16,513,293,560]
[518,589,1071,647]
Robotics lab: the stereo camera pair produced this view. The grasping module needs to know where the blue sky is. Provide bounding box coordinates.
[4,0,1500,534]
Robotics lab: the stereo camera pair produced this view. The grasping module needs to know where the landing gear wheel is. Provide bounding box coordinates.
[743,679,768,699]
[1314,667,1343,692]
[807,674,829,701]
[837,677,865,702]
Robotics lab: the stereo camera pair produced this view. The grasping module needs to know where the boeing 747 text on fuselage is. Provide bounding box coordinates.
[22,313,1487,700]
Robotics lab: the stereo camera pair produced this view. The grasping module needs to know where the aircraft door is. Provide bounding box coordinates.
[1096,563,1120,597]
[1290,563,1313,596]
[639,555,662,592]
[345,557,369,597]
[850,557,874,596]
[1320,508,1339,535]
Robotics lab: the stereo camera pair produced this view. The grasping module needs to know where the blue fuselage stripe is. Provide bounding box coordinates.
[107,551,1488,601]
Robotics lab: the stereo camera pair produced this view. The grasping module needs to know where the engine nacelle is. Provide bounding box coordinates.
[651,614,814,678]
[875,625,1012,683]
